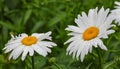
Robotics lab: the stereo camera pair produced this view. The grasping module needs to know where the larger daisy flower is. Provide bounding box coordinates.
[3,32,56,61]
[111,1,120,25]
[65,7,115,62]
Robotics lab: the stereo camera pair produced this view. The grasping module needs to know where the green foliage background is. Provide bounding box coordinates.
[0,0,120,69]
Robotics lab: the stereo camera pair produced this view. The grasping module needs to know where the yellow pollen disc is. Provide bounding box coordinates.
[83,26,99,41]
[21,36,38,46]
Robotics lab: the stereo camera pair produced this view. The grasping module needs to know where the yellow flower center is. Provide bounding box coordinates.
[21,36,38,46]
[83,26,99,41]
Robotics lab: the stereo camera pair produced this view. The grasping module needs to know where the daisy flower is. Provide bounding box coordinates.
[65,7,115,62]
[3,32,56,61]
[111,1,120,25]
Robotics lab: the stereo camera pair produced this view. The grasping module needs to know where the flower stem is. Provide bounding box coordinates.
[53,63,62,69]
[97,48,102,69]
[31,56,35,69]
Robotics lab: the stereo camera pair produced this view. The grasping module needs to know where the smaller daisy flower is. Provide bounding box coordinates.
[3,32,56,61]
[111,1,120,25]
[65,7,115,62]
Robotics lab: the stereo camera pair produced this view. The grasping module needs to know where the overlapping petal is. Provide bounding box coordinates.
[3,32,56,61]
[65,7,115,62]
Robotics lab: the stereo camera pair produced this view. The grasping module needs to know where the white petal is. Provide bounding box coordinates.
[21,47,29,61]
[28,47,34,56]
[76,43,85,59]
[37,42,52,53]
[72,42,82,59]
[39,41,56,47]
[115,1,120,6]
[42,31,52,40]
[8,45,24,60]
[81,12,90,26]
[64,36,78,44]
[91,39,98,48]
[67,40,79,52]
[106,30,115,35]
[96,7,105,26]
[32,45,47,57]
[84,42,90,55]
[67,32,80,36]
[88,9,95,25]
[80,47,86,62]
[97,8,109,27]
[20,33,28,37]
[4,43,22,53]
[12,46,24,59]
[97,39,107,50]
[9,53,13,60]
[65,25,83,33]
[6,38,22,46]
[80,43,90,62]
[32,31,52,41]
[89,44,93,53]
[75,15,86,29]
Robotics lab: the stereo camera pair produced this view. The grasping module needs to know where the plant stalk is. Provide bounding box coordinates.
[53,62,62,69]
[97,48,103,69]
[31,56,35,69]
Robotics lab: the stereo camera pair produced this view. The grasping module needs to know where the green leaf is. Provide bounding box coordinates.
[48,12,66,27]
[103,61,114,69]
[85,63,93,69]
[31,21,44,33]
[0,55,7,64]
[22,9,32,25]
[0,21,16,31]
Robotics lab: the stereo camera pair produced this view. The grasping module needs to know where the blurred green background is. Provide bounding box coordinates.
[0,0,120,69]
